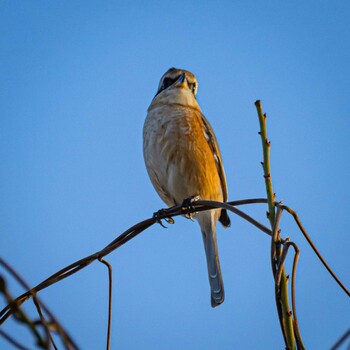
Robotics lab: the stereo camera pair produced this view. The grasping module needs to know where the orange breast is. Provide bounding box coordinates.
[143,103,223,207]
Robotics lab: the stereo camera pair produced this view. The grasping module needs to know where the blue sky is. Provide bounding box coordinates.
[1,1,349,349]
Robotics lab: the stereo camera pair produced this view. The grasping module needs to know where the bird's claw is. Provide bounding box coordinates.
[153,209,174,228]
[181,195,200,220]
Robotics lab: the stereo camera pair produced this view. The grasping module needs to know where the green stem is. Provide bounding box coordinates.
[255,100,295,350]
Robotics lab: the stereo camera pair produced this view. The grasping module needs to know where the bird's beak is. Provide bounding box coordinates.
[175,72,188,89]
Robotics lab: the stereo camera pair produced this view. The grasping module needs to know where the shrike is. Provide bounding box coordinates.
[143,68,230,307]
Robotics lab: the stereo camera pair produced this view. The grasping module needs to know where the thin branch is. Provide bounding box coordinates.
[255,101,276,227]
[193,200,272,235]
[0,274,47,348]
[279,205,350,297]
[270,206,287,344]
[330,328,350,350]
[275,241,290,289]
[31,292,57,350]
[274,240,306,350]
[228,198,269,206]
[0,329,31,350]
[271,205,283,277]
[98,258,113,350]
[0,258,79,350]
[286,242,305,350]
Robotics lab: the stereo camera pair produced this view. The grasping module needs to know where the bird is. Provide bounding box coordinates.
[143,67,230,307]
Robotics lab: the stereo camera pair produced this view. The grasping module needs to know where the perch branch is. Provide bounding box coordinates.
[0,200,274,324]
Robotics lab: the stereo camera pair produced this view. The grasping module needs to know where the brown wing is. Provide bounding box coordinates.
[200,113,231,227]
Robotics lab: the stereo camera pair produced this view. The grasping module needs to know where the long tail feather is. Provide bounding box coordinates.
[201,222,224,307]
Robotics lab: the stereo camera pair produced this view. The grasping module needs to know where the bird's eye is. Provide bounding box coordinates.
[188,82,197,95]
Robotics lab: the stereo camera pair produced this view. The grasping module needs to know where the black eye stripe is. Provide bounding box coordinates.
[155,75,179,96]
[163,76,179,89]
[155,75,197,97]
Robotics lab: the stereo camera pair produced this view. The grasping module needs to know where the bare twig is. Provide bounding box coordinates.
[31,292,57,350]
[270,206,287,344]
[255,104,275,226]
[271,205,283,278]
[330,328,350,350]
[279,204,350,297]
[193,200,272,235]
[0,329,30,350]
[99,258,113,350]
[0,274,47,348]
[0,258,79,350]
[274,240,305,350]
[286,242,305,350]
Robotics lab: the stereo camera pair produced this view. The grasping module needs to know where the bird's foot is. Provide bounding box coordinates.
[181,195,200,220]
[153,208,174,228]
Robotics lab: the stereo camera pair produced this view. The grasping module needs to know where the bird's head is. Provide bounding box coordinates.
[149,68,200,110]
[156,68,198,97]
